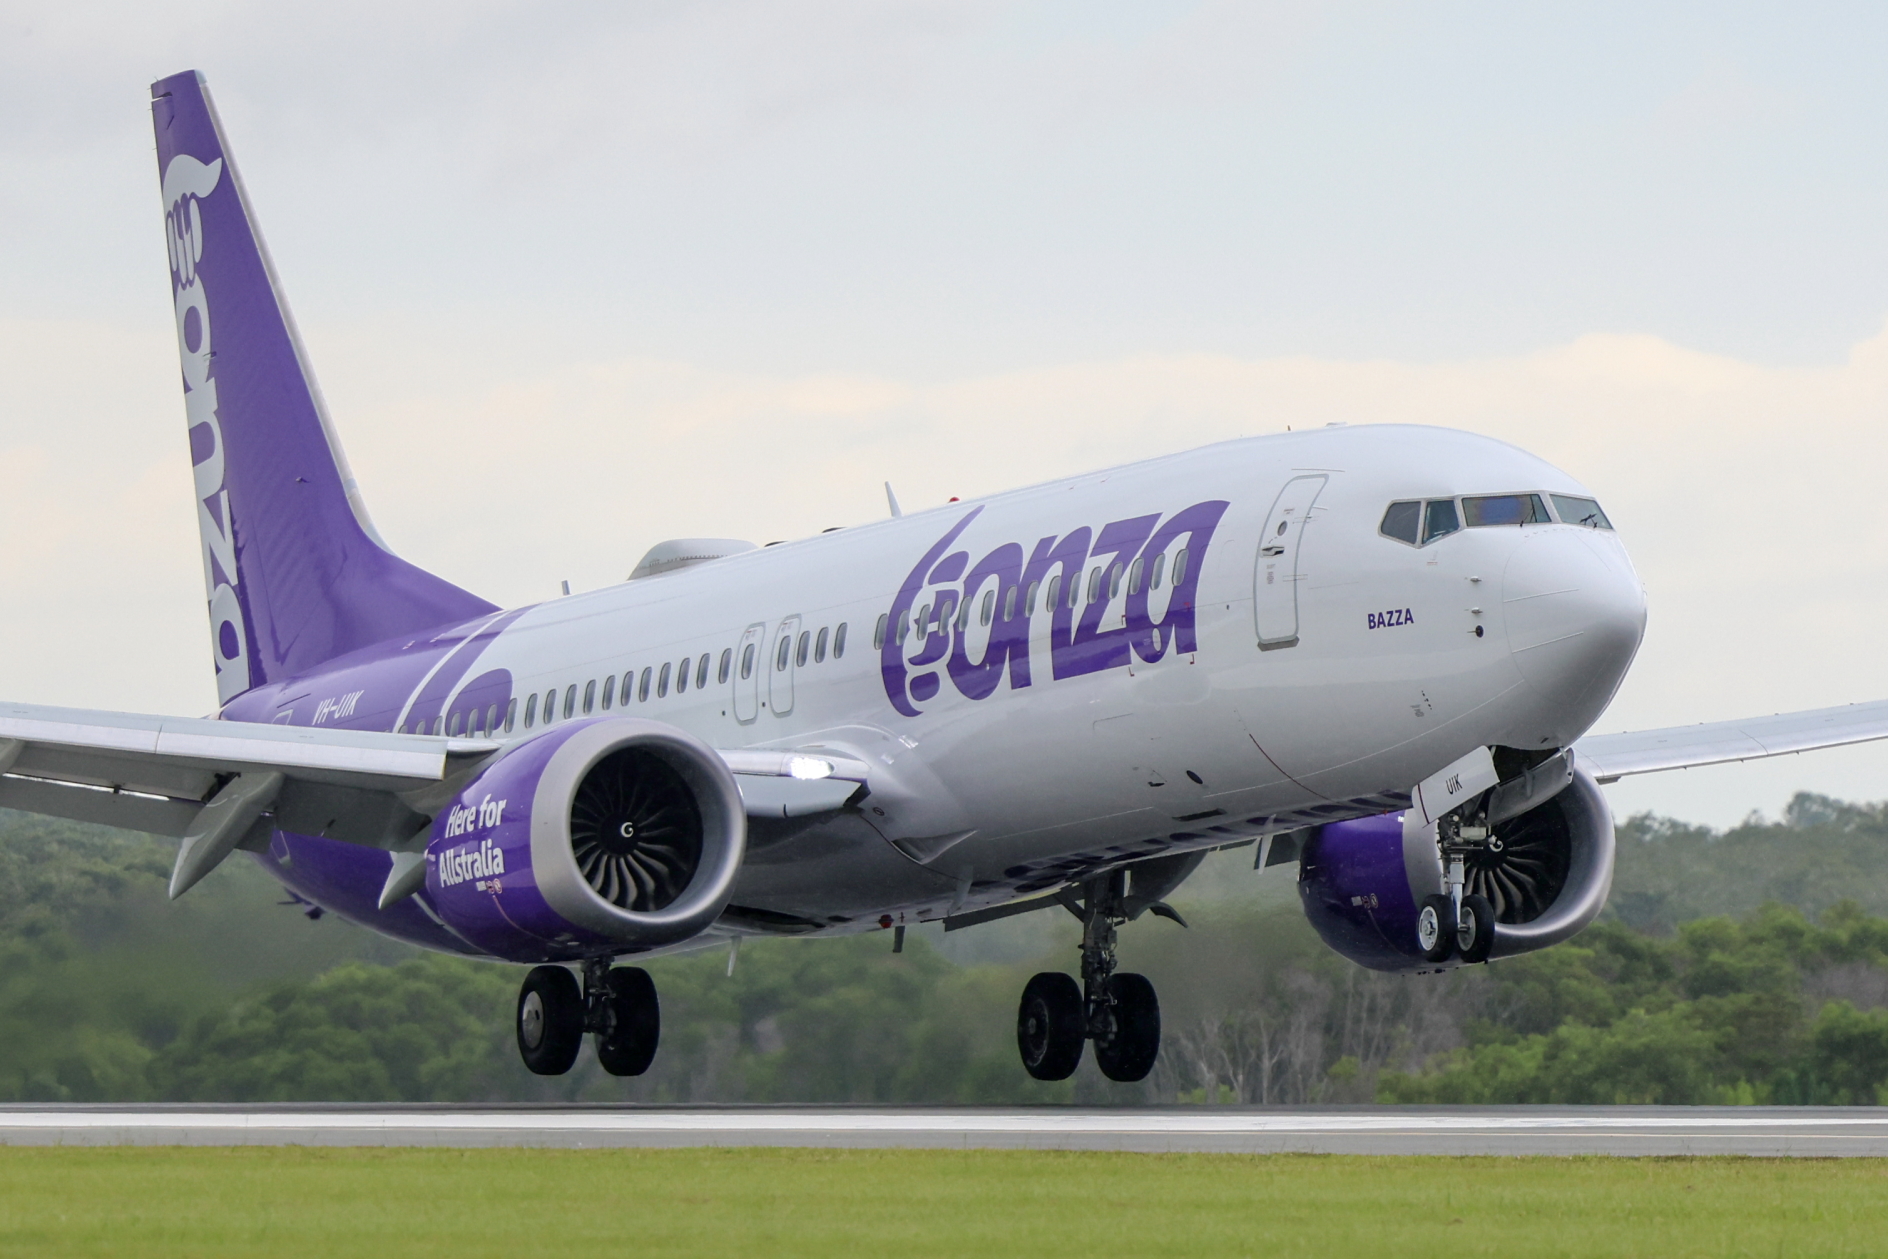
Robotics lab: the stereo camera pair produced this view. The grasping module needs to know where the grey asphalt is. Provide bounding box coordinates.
[1,1105,1885,1155]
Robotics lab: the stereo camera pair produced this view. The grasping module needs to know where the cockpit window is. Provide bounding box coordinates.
[1463,493,1550,527]
[1379,500,1421,545]
[1551,494,1613,529]
[1422,499,1460,544]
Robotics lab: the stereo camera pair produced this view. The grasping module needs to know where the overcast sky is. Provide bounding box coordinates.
[5,1,1888,826]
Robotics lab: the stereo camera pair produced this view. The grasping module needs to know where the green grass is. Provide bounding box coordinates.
[0,1147,1884,1257]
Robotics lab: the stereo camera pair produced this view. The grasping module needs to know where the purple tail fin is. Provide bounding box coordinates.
[151,72,496,703]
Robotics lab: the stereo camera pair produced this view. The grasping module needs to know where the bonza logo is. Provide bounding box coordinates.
[163,152,251,702]
[881,500,1229,716]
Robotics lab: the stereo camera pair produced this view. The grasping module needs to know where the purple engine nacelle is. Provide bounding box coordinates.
[1297,767,1615,972]
[423,717,747,961]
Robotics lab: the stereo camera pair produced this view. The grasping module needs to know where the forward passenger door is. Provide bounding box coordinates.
[1254,474,1328,649]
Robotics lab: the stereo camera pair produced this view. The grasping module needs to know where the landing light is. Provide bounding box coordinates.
[787,756,835,781]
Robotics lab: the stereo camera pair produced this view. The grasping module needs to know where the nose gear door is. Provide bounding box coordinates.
[1253,474,1328,649]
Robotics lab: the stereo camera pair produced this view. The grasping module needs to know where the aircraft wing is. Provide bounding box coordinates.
[0,700,867,859]
[1574,699,1888,783]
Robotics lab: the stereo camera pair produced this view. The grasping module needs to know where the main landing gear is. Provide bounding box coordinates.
[516,957,660,1076]
[1017,869,1168,1084]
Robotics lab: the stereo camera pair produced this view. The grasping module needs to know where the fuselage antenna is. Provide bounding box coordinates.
[885,482,903,519]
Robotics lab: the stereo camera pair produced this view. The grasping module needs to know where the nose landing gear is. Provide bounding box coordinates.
[1419,809,1499,965]
[515,957,661,1077]
[1015,869,1168,1084]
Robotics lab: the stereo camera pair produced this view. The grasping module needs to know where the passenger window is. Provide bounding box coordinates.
[583,680,596,714]
[601,675,614,710]
[1004,587,1017,620]
[1128,558,1143,595]
[1151,553,1166,589]
[563,685,577,719]
[433,716,445,735]
[981,590,994,626]
[1045,575,1061,611]
[450,711,463,737]
[815,626,829,662]
[697,653,710,688]
[504,699,516,733]
[1173,548,1189,587]
[1422,500,1460,544]
[657,662,671,697]
[1025,580,1039,615]
[1109,563,1123,600]
[1379,500,1421,545]
[543,690,557,723]
[796,631,810,667]
[1551,494,1613,529]
[524,693,537,728]
[917,603,930,633]
[486,704,497,733]
[956,599,970,631]
[718,648,732,684]
[874,615,887,650]
[639,667,652,702]
[834,622,847,658]
[1087,566,1102,604]
[741,643,756,679]
[896,614,911,644]
[677,657,689,693]
[777,637,791,671]
[1463,493,1550,527]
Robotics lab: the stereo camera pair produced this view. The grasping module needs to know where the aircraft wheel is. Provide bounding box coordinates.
[517,965,584,1075]
[1093,972,1161,1083]
[1017,972,1085,1081]
[1457,893,1496,964]
[596,966,661,1076]
[1417,894,1456,964]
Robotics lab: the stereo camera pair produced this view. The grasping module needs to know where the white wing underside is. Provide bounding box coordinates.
[2,694,1885,850]
[1574,699,1888,783]
[0,701,864,847]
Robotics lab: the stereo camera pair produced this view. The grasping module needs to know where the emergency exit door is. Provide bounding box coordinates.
[1253,474,1328,649]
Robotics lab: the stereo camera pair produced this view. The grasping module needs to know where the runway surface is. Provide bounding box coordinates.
[1,1105,1885,1155]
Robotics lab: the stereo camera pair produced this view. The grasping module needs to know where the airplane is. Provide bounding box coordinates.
[4,68,1883,1084]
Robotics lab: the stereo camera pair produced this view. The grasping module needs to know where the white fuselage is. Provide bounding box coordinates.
[249,423,1647,935]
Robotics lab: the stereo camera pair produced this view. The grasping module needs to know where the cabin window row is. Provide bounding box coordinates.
[770,622,849,674]
[509,621,851,732]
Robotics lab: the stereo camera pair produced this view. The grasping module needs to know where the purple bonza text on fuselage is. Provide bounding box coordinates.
[880,500,1230,716]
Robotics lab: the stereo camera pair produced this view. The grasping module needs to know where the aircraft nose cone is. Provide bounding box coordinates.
[1501,529,1646,743]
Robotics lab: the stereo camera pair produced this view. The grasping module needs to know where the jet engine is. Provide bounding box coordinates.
[1295,764,1614,972]
[423,718,746,960]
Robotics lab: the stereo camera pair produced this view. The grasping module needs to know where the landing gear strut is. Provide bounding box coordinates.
[1420,810,1498,965]
[1016,869,1165,1084]
[515,959,661,1076]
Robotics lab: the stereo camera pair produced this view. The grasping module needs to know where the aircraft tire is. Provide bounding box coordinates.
[596,966,661,1076]
[1417,894,1456,964]
[1017,971,1085,1080]
[1457,893,1496,964]
[517,965,585,1075]
[1093,972,1161,1083]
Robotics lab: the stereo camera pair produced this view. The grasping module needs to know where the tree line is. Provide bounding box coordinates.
[4,793,1888,1104]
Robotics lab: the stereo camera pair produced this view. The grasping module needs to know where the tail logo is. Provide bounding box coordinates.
[163,153,252,702]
